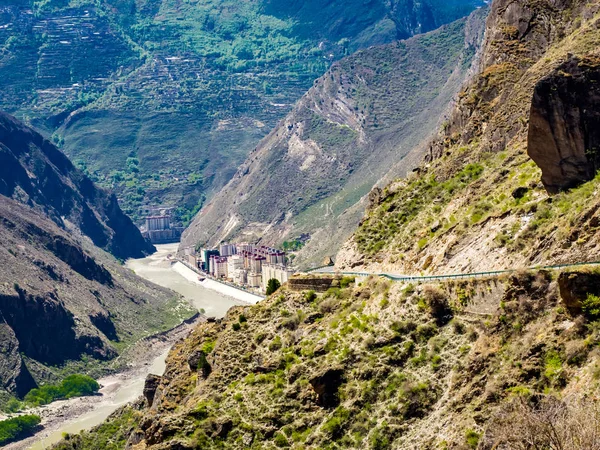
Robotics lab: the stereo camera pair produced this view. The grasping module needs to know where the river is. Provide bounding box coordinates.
[21,243,246,449]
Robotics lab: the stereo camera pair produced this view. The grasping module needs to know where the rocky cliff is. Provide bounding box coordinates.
[337,0,600,275]
[181,10,487,266]
[528,55,600,193]
[55,269,600,449]
[0,117,194,401]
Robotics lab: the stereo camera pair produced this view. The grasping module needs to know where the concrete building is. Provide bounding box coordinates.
[237,243,253,253]
[232,269,248,285]
[220,243,237,257]
[187,254,198,267]
[248,272,262,288]
[227,255,243,278]
[250,256,266,274]
[201,249,220,272]
[266,251,285,265]
[214,256,229,279]
[262,264,295,292]
[146,215,170,231]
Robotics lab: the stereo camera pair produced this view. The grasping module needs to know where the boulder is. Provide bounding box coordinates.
[527,55,600,194]
[187,350,212,378]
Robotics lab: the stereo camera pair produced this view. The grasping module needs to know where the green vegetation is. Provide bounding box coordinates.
[0,415,41,446]
[355,163,485,254]
[53,407,141,450]
[465,429,480,449]
[266,279,282,295]
[282,239,306,252]
[583,294,600,321]
[24,375,99,407]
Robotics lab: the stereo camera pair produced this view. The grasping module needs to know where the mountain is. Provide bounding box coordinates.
[0,112,153,260]
[0,0,482,224]
[181,10,487,267]
[336,0,600,275]
[50,0,600,449]
[0,114,194,402]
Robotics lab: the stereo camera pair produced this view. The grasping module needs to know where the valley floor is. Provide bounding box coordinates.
[4,316,202,450]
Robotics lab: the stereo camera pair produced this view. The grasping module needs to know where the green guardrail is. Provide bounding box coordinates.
[312,261,600,283]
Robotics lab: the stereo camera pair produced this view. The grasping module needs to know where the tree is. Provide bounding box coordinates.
[266,279,281,295]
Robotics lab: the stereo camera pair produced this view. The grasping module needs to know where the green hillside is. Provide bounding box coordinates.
[0,0,482,223]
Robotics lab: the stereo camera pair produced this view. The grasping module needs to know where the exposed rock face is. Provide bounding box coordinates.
[143,375,162,407]
[309,368,345,408]
[558,270,600,313]
[288,276,336,292]
[0,316,36,397]
[528,56,600,193]
[0,112,154,259]
[0,114,193,398]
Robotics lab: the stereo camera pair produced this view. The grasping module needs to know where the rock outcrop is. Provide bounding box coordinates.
[528,55,600,193]
[0,317,36,398]
[143,375,162,407]
[558,270,600,313]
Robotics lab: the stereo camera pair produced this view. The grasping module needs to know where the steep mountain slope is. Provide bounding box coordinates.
[48,1,600,449]
[0,112,153,260]
[337,0,600,276]
[0,0,482,223]
[181,11,487,266]
[0,115,194,402]
[55,270,600,449]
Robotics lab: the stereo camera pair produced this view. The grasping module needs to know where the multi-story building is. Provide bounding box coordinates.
[261,264,295,292]
[232,269,248,285]
[227,255,243,278]
[146,215,170,231]
[250,256,266,274]
[266,251,285,265]
[201,249,220,272]
[214,256,229,279]
[219,243,237,257]
[237,243,254,253]
[248,272,262,288]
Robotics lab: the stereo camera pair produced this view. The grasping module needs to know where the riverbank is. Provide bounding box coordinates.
[172,262,264,305]
[4,314,203,450]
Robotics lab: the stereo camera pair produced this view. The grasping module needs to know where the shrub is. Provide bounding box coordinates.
[269,336,283,351]
[465,429,480,449]
[339,276,355,289]
[483,396,600,449]
[321,407,351,439]
[232,322,241,331]
[422,285,453,326]
[274,432,289,447]
[582,294,600,320]
[24,375,99,406]
[1,398,22,414]
[0,415,41,445]
[304,290,317,302]
[399,381,437,419]
[239,314,247,323]
[266,279,281,295]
